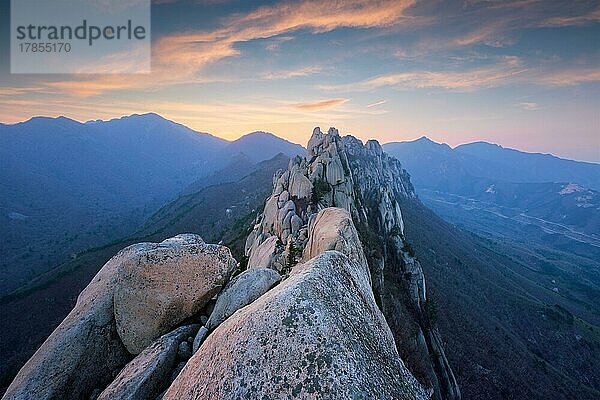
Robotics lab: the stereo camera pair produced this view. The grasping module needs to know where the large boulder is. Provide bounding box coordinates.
[303,208,367,269]
[114,234,236,354]
[3,235,235,400]
[2,244,148,400]
[163,251,427,400]
[247,235,278,269]
[97,325,198,400]
[206,268,281,330]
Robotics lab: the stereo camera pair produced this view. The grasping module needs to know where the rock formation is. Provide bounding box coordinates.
[165,248,427,399]
[240,127,460,399]
[113,234,236,354]
[3,235,235,400]
[97,325,198,400]
[3,126,459,400]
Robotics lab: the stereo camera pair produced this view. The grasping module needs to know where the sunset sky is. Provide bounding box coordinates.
[1,0,599,161]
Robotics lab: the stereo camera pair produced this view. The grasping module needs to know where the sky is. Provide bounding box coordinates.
[1,0,599,162]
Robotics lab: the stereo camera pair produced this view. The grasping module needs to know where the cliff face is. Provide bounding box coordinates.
[3,126,458,400]
[243,127,460,399]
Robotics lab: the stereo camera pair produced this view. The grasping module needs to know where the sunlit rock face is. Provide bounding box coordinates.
[164,211,428,400]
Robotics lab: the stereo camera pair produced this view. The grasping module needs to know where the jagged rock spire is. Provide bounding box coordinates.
[243,126,459,400]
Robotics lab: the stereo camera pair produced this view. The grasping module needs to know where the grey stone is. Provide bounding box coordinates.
[163,251,427,400]
[206,268,281,330]
[177,341,192,360]
[97,325,198,400]
[192,326,209,353]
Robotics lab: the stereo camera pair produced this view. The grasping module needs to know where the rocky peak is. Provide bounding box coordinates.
[243,126,459,400]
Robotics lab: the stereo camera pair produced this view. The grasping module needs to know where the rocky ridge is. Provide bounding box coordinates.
[242,127,460,399]
[3,127,459,400]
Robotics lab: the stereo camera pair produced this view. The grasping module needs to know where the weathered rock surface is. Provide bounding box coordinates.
[205,267,281,330]
[1,244,143,400]
[163,250,428,400]
[114,234,236,354]
[241,127,459,399]
[302,208,367,269]
[246,235,278,270]
[97,325,198,400]
[3,235,235,400]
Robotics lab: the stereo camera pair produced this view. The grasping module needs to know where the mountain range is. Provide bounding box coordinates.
[0,114,303,295]
[1,115,599,399]
[384,136,600,190]
[384,136,600,241]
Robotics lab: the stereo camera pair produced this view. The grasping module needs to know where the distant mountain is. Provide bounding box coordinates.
[0,114,304,296]
[384,137,600,240]
[224,131,305,162]
[385,137,600,190]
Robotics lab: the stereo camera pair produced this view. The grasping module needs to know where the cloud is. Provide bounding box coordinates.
[540,6,600,27]
[264,35,294,51]
[453,22,514,48]
[320,56,600,92]
[32,0,417,97]
[366,100,387,108]
[7,0,599,99]
[292,98,350,111]
[261,65,323,80]
[321,56,528,91]
[516,102,540,111]
[535,68,600,86]
[0,87,50,96]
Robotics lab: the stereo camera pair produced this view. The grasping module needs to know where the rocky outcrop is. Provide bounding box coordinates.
[3,235,235,400]
[241,127,459,399]
[2,244,139,400]
[97,325,198,400]
[114,234,236,354]
[164,212,428,399]
[192,268,281,352]
[205,267,281,330]
[302,207,367,269]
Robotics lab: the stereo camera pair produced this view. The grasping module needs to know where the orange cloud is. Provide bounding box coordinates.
[27,0,417,97]
[292,98,350,111]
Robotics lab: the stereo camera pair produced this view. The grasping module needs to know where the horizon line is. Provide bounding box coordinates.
[2,112,598,165]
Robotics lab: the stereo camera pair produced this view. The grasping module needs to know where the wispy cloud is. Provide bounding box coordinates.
[540,6,600,27]
[264,35,294,51]
[516,102,540,111]
[320,55,600,92]
[261,65,323,80]
[366,100,387,108]
[321,56,527,91]
[29,0,418,97]
[0,87,51,96]
[534,68,600,86]
[292,98,350,111]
